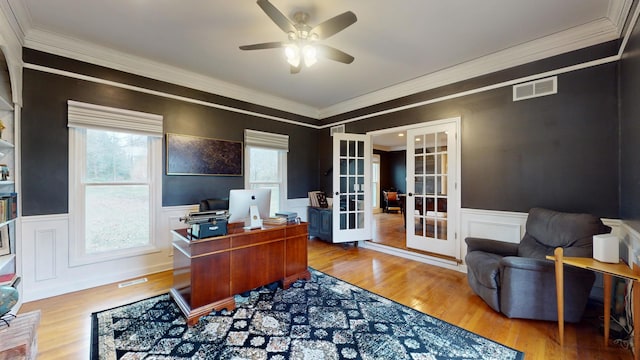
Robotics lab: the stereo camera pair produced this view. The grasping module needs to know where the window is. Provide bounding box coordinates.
[244,129,288,216]
[68,101,162,265]
[84,130,150,253]
[372,154,380,210]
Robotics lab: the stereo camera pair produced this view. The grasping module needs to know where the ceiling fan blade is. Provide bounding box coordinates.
[239,42,284,50]
[312,11,357,39]
[290,64,302,74]
[316,44,355,64]
[257,0,296,34]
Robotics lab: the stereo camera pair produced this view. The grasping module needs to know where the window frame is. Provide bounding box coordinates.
[244,146,288,216]
[372,154,380,210]
[68,127,162,267]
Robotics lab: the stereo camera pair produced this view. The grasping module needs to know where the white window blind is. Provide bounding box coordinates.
[67,100,163,137]
[244,129,289,152]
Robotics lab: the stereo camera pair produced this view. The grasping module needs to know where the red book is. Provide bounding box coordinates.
[0,273,15,283]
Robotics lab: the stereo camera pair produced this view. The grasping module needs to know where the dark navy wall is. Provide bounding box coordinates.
[22,41,622,219]
[388,150,406,193]
[372,149,405,205]
[318,63,619,218]
[620,16,640,231]
[21,51,319,215]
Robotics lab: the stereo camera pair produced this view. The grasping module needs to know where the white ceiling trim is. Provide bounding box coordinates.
[0,0,28,45]
[608,0,634,33]
[320,54,620,129]
[13,0,632,121]
[23,28,322,120]
[24,62,322,130]
[319,17,623,119]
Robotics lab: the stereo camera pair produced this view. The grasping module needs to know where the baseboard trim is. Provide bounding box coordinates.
[360,241,463,272]
[23,262,172,302]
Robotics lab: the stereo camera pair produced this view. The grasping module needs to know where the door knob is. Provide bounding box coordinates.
[335,192,339,195]
[408,193,413,196]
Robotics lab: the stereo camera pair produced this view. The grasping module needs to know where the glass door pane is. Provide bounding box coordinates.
[405,121,458,257]
[333,133,371,243]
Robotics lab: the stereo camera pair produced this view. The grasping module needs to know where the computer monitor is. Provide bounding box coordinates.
[227,188,271,227]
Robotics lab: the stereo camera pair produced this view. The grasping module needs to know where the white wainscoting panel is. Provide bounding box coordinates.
[459,209,527,269]
[467,220,522,243]
[34,229,57,282]
[461,208,527,242]
[19,203,631,301]
[162,205,196,258]
[21,214,69,301]
[621,222,640,266]
[20,205,199,302]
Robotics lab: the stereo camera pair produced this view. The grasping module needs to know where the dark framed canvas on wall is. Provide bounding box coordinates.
[166,133,243,176]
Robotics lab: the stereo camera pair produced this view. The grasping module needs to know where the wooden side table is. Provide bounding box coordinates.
[0,310,41,360]
[548,248,640,359]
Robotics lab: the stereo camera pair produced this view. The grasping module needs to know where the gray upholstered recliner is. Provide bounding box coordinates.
[465,208,611,322]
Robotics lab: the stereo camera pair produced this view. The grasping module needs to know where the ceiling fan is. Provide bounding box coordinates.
[239,0,357,74]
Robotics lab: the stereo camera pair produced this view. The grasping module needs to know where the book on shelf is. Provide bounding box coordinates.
[0,272,16,285]
[0,192,16,223]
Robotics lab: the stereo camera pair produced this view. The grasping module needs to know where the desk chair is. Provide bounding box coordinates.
[383,190,401,213]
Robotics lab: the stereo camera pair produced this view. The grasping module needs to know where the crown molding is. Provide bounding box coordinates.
[25,62,322,130]
[23,28,321,120]
[319,16,623,119]
[12,0,631,122]
[1,0,28,46]
[608,0,634,33]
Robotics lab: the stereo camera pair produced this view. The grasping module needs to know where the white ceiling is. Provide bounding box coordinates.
[6,0,632,120]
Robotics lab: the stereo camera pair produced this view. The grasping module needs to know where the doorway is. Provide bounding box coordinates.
[367,117,461,260]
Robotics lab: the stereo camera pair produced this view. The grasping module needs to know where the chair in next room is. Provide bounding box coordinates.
[383,190,401,213]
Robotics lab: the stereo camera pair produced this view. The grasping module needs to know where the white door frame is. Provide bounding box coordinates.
[332,133,372,243]
[372,154,382,213]
[367,117,462,259]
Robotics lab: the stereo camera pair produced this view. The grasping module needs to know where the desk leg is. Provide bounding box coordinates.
[554,247,564,346]
[603,274,612,347]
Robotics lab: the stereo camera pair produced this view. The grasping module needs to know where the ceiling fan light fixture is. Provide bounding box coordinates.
[302,44,317,67]
[285,44,301,67]
[240,1,357,73]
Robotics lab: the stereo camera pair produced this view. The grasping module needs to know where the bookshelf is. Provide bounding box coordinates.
[0,50,17,292]
[0,253,16,286]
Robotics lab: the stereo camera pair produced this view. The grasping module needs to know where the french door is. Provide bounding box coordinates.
[332,133,372,243]
[406,121,459,257]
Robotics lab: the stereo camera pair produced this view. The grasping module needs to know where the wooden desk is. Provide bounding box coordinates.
[548,248,640,359]
[170,222,311,325]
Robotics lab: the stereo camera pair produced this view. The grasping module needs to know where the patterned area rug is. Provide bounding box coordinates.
[91,268,524,359]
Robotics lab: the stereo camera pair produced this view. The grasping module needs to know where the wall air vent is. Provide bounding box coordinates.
[330,124,345,136]
[513,76,557,101]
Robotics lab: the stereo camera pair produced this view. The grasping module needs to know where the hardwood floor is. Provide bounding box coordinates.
[20,238,632,359]
[370,211,406,248]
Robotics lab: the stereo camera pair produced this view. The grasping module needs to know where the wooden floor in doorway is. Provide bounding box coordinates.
[369,212,459,262]
[370,211,407,248]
